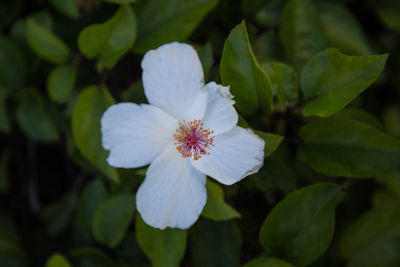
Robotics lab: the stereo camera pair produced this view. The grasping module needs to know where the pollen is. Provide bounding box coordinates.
[173,120,215,160]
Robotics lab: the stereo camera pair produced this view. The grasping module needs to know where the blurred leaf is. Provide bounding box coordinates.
[260,183,344,266]
[136,215,187,267]
[121,81,147,104]
[47,65,77,104]
[42,195,76,235]
[253,0,285,27]
[133,0,218,53]
[190,219,241,267]
[198,43,214,82]
[243,258,294,267]
[253,31,284,61]
[70,247,114,267]
[221,21,273,114]
[77,179,107,236]
[0,37,26,90]
[299,118,400,177]
[0,243,27,267]
[339,192,400,267]
[261,61,299,108]
[0,0,22,30]
[317,2,371,55]
[202,179,240,221]
[26,18,70,64]
[280,0,327,73]
[48,0,79,19]
[45,253,71,267]
[377,0,400,32]
[332,108,383,129]
[0,89,10,133]
[377,170,400,199]
[72,85,118,182]
[254,158,296,194]
[104,0,136,3]
[0,154,10,193]
[255,131,284,157]
[115,232,150,266]
[93,194,135,248]
[0,215,18,245]
[383,105,400,138]
[301,49,388,117]
[78,5,137,69]
[16,89,59,142]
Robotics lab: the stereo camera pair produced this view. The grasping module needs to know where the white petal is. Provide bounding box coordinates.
[141,42,207,121]
[202,82,238,135]
[136,143,207,229]
[191,126,265,185]
[101,103,178,168]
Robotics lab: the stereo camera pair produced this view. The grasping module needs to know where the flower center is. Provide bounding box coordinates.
[173,120,215,160]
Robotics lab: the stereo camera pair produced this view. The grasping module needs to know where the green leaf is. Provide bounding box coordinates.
[16,89,59,142]
[136,214,187,267]
[254,158,296,194]
[383,105,400,138]
[301,49,388,117]
[104,0,136,4]
[133,0,218,53]
[0,243,28,267]
[0,215,18,245]
[377,170,400,198]
[260,183,343,266]
[339,192,400,267]
[377,0,400,32]
[77,179,107,236]
[115,232,150,266]
[70,248,114,267]
[261,61,299,108]
[243,258,294,267]
[47,65,76,104]
[280,0,327,73]
[78,5,137,68]
[252,0,286,27]
[190,219,241,267]
[197,43,214,82]
[201,179,240,221]
[298,117,400,177]
[26,18,70,64]
[45,253,71,267]
[317,2,371,55]
[332,108,383,129]
[93,194,135,248]
[0,37,26,90]
[255,131,284,157]
[0,89,10,133]
[42,195,76,235]
[220,21,273,114]
[72,86,118,182]
[48,0,79,19]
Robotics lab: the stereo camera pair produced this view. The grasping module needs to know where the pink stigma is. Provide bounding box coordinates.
[173,120,215,160]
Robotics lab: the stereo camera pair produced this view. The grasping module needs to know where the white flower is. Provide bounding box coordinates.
[101,42,265,229]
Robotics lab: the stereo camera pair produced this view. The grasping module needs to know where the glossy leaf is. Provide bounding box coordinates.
[77,179,107,236]
[244,258,294,267]
[190,219,241,267]
[93,194,135,248]
[78,5,137,68]
[16,89,59,142]
[133,0,218,53]
[72,86,118,182]
[221,21,273,114]
[48,0,79,19]
[136,215,187,267]
[45,253,71,267]
[340,192,400,267]
[317,2,371,55]
[202,179,240,221]
[299,117,400,177]
[47,65,76,104]
[26,18,70,63]
[260,183,344,266]
[280,0,327,72]
[301,49,388,117]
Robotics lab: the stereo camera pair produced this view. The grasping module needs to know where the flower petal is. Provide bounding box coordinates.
[202,82,238,135]
[191,126,265,185]
[101,103,178,168]
[141,42,207,121]
[136,143,207,229]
